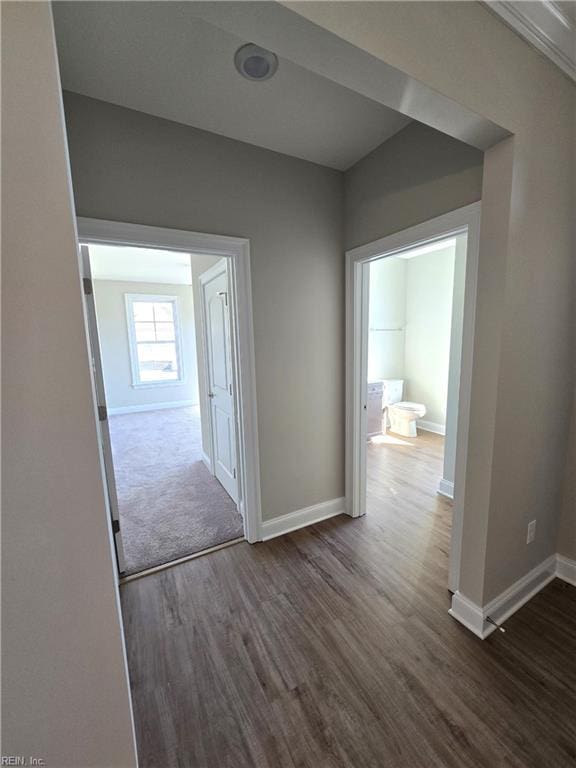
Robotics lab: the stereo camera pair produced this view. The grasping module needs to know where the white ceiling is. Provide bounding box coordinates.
[89,245,193,285]
[53,2,411,170]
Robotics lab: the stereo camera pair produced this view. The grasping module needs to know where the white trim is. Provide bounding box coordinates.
[198,258,233,500]
[124,293,184,388]
[261,497,345,541]
[485,2,576,83]
[450,554,559,638]
[201,451,214,474]
[556,554,576,587]
[108,400,196,416]
[346,203,482,596]
[418,420,446,435]
[483,554,557,626]
[78,218,263,551]
[448,592,488,639]
[437,479,454,499]
[198,258,228,285]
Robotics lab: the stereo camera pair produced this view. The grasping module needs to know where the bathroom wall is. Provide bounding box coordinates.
[367,257,405,381]
[368,242,457,432]
[404,245,456,429]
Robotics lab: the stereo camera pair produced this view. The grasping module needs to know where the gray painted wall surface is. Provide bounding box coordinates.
[345,122,484,250]
[63,92,345,521]
[2,5,137,765]
[62,93,489,528]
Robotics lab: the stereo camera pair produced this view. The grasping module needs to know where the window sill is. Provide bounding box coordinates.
[131,381,185,390]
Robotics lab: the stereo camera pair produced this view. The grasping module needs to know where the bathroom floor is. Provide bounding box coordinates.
[366,430,451,530]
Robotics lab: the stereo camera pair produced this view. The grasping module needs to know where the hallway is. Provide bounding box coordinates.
[120,430,576,767]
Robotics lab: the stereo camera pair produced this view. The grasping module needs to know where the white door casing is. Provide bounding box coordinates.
[201,260,239,504]
[79,245,127,573]
[77,218,262,549]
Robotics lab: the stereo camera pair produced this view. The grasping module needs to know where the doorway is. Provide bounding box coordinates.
[78,219,262,578]
[346,203,481,592]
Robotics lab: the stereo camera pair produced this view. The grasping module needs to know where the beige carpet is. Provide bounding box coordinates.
[109,406,243,575]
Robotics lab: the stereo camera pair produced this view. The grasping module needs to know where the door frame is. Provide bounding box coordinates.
[198,258,239,505]
[79,244,128,574]
[345,202,481,593]
[77,218,262,552]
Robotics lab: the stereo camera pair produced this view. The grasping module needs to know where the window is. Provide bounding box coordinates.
[125,294,183,386]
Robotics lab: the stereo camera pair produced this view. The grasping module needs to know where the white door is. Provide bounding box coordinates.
[201,261,239,504]
[80,245,127,574]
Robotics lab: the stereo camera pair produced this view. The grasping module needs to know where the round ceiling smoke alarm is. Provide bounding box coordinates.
[234,43,279,81]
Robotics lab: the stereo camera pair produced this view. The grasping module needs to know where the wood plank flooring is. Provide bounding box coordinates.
[121,430,576,767]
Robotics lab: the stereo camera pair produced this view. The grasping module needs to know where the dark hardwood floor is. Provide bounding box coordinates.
[121,430,576,767]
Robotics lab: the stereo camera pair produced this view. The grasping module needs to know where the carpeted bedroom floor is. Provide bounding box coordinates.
[109,405,243,575]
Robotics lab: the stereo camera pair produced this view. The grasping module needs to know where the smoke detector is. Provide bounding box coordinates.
[234,43,279,81]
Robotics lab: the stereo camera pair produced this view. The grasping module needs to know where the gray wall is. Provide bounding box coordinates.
[93,279,198,410]
[2,5,137,765]
[345,121,484,250]
[63,92,344,521]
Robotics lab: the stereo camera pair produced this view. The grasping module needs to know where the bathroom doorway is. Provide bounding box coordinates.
[346,204,481,592]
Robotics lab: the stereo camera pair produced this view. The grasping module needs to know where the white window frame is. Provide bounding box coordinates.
[124,293,184,388]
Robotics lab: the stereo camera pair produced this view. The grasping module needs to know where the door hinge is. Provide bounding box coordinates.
[112,519,120,534]
[83,277,93,295]
[233,468,237,479]
[98,404,107,421]
[217,290,228,306]
[229,384,232,395]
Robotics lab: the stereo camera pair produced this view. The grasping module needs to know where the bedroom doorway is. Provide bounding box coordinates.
[78,220,261,578]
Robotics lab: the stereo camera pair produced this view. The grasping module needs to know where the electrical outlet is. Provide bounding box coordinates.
[527,520,536,544]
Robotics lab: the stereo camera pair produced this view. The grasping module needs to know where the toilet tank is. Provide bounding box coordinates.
[382,379,404,405]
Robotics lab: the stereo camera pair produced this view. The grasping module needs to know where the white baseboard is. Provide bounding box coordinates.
[109,399,197,415]
[557,554,576,587]
[437,478,454,499]
[450,553,558,638]
[418,420,446,436]
[261,497,345,541]
[449,592,489,638]
[201,451,213,474]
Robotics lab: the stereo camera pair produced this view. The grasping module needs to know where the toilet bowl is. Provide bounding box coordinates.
[388,401,427,437]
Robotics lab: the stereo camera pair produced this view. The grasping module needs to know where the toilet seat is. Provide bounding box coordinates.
[390,401,426,417]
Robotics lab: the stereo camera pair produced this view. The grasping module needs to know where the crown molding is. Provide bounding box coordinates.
[485,1,576,82]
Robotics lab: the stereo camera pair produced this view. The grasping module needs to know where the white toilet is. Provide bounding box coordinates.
[382,379,427,438]
[388,401,427,437]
